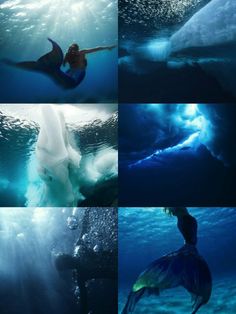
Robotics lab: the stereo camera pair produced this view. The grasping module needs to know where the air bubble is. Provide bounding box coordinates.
[67,215,79,230]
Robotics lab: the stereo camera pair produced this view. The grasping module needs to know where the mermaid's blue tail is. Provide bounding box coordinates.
[182,252,212,314]
[122,246,212,314]
[1,38,85,89]
[37,38,63,70]
[122,289,145,314]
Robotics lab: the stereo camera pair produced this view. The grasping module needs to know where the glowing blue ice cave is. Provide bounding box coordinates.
[129,104,208,168]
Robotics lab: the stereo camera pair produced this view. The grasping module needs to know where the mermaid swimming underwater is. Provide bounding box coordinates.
[122,207,212,314]
[1,38,116,89]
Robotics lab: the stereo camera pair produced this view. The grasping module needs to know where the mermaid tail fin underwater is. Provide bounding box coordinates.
[122,289,146,314]
[122,247,212,314]
[122,208,212,314]
[1,38,86,89]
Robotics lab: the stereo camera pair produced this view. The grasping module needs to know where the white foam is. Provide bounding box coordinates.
[83,147,118,184]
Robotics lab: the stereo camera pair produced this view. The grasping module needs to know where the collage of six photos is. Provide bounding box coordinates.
[0,0,236,314]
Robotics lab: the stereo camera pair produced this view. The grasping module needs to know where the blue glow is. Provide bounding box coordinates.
[146,39,171,61]
[186,115,205,129]
[185,103,198,116]
[129,104,208,168]
[129,131,200,168]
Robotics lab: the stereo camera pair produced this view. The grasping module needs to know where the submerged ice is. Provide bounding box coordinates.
[26,106,117,207]
[146,39,171,61]
[0,104,120,207]
[27,105,82,206]
[143,0,236,60]
[171,0,236,52]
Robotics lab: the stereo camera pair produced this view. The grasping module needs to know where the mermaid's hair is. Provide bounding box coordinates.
[69,43,79,51]
[163,207,188,216]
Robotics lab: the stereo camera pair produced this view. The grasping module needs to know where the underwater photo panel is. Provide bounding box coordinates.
[119,207,236,314]
[119,0,236,102]
[0,0,118,103]
[0,207,118,314]
[119,103,236,206]
[0,104,118,207]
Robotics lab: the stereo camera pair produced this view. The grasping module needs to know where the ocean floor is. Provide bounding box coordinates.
[119,277,236,313]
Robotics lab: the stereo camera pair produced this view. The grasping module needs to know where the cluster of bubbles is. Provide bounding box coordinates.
[119,0,208,31]
[66,208,117,312]
[67,215,79,230]
[68,208,117,256]
[73,235,102,255]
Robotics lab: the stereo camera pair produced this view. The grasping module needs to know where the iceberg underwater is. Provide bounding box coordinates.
[31,105,82,206]
[170,0,236,53]
[169,0,236,98]
[0,104,117,207]
[25,105,118,207]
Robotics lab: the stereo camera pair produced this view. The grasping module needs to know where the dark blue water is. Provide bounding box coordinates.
[0,207,117,314]
[0,0,117,103]
[119,207,236,313]
[119,104,236,206]
[119,0,236,102]
[119,38,236,102]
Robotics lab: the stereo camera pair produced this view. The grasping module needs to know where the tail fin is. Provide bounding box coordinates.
[1,39,63,73]
[1,59,39,71]
[1,39,83,89]
[0,58,15,66]
[37,38,64,70]
[122,289,145,314]
[191,294,206,314]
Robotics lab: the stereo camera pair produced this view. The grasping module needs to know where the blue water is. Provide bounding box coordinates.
[0,0,117,103]
[0,207,117,314]
[119,104,236,206]
[119,207,236,313]
[119,0,236,103]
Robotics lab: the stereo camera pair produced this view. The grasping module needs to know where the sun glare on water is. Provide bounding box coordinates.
[0,0,117,48]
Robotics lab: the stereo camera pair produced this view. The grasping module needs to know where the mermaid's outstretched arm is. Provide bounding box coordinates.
[81,45,116,54]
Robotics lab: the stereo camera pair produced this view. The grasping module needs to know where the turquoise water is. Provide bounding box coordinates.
[119,208,236,313]
[0,0,118,103]
[0,104,118,206]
